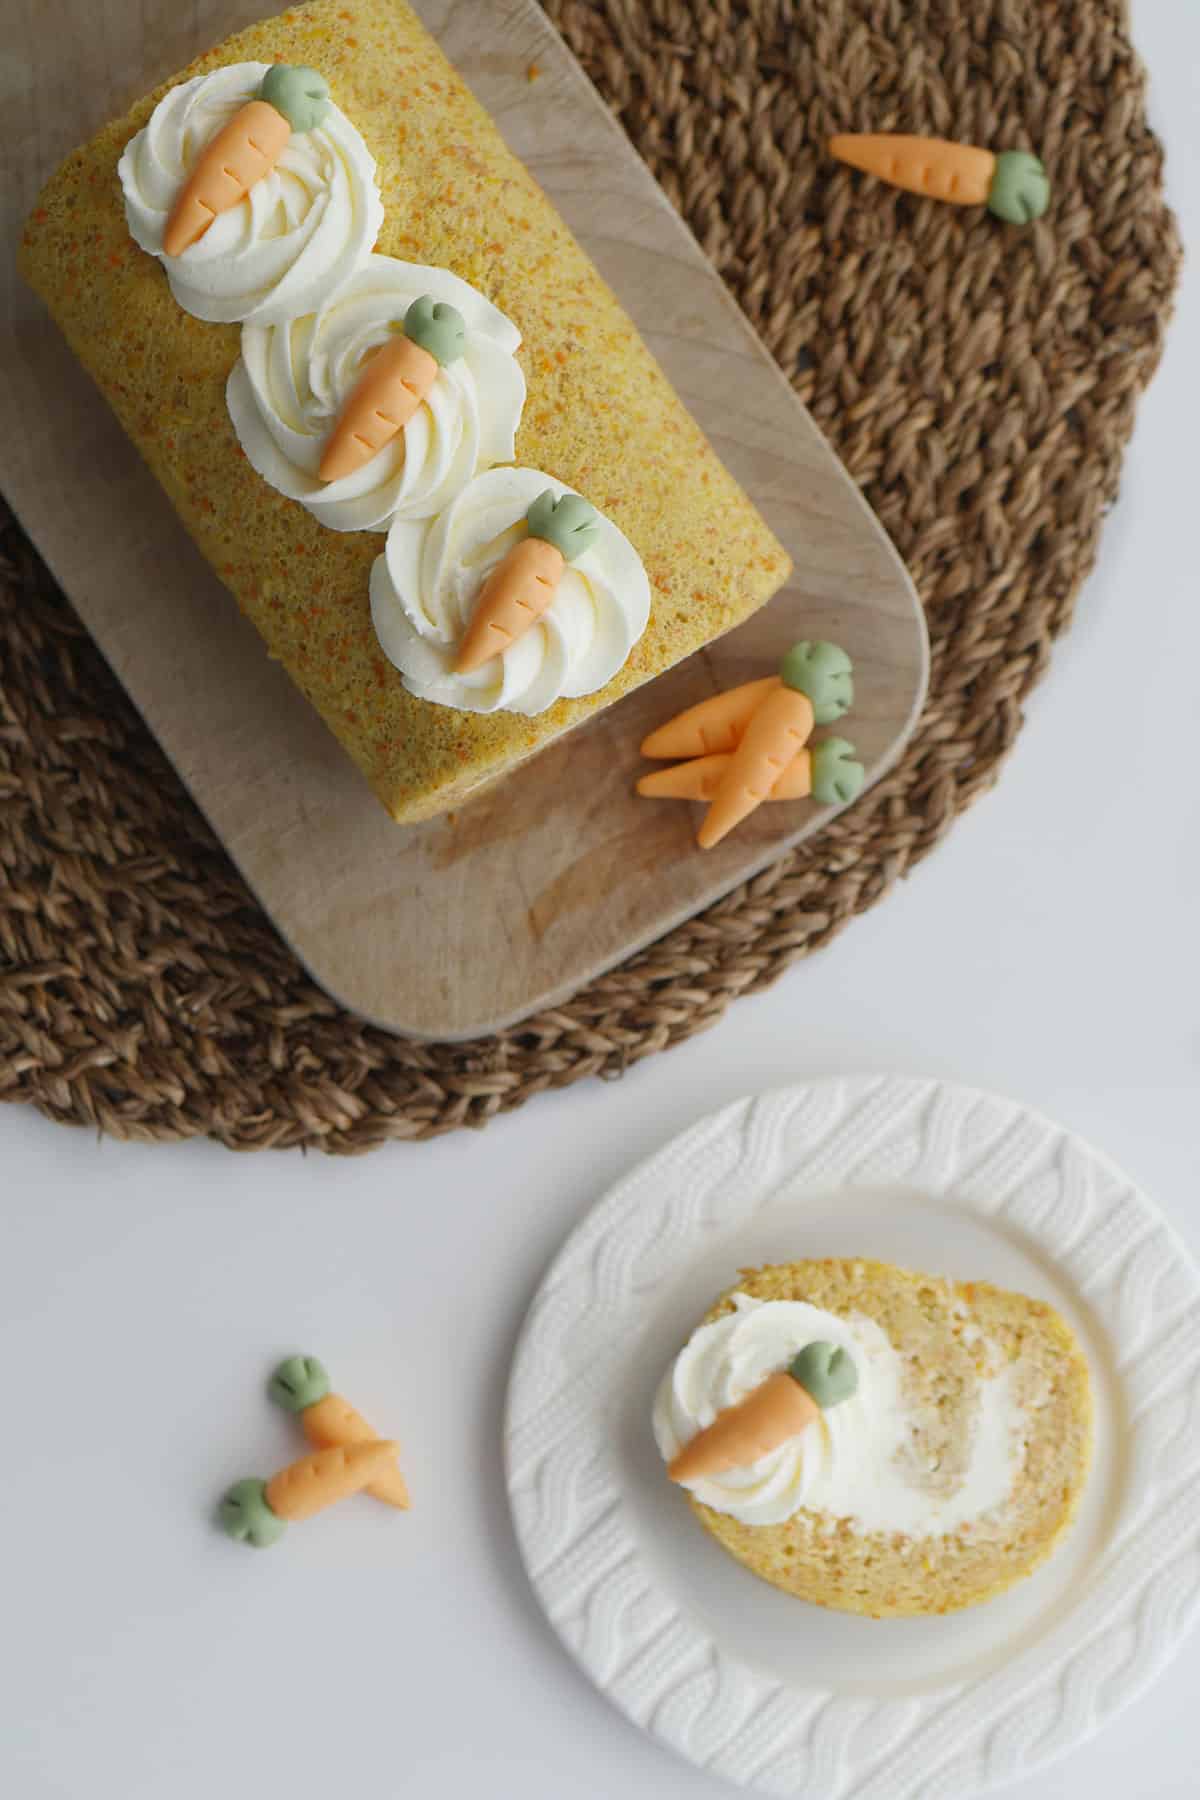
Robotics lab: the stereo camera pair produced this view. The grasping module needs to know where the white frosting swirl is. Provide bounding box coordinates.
[118,61,383,325]
[653,1293,1026,1533]
[226,256,525,532]
[370,467,651,715]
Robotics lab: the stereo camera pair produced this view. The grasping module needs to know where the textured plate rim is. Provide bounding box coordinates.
[504,1075,1200,1799]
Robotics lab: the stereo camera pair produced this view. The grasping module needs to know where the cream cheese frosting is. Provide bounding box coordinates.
[370,466,651,715]
[653,1292,1027,1533]
[118,62,383,325]
[226,255,526,532]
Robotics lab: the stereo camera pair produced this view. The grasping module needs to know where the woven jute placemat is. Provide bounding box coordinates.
[0,0,1181,1152]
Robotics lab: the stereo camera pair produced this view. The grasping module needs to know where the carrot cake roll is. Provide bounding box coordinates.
[19,0,790,822]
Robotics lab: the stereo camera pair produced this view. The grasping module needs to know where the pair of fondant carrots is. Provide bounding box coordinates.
[638,642,865,848]
[220,1355,407,1548]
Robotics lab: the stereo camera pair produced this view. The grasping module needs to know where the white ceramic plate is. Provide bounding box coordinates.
[505,1076,1200,1799]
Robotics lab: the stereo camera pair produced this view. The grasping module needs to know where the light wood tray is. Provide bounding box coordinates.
[0,0,927,1039]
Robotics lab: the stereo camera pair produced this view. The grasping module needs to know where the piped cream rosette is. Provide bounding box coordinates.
[370,468,651,716]
[226,255,526,532]
[654,1293,1025,1533]
[118,61,384,326]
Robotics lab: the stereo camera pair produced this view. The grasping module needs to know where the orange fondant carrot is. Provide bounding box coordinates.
[828,135,1050,223]
[637,748,812,804]
[320,336,438,482]
[455,537,564,674]
[454,489,601,674]
[319,293,467,483]
[162,67,331,257]
[668,1341,858,1485]
[669,1371,818,1484]
[299,1396,409,1509]
[164,103,291,256]
[263,1439,400,1522]
[698,685,813,849]
[830,134,992,204]
[639,677,781,762]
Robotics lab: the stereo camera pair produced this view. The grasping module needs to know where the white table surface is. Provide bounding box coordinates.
[3,7,1197,1797]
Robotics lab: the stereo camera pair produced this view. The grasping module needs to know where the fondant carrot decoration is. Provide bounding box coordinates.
[829,135,1050,223]
[640,748,812,804]
[640,746,805,804]
[454,490,601,674]
[638,642,860,848]
[638,739,864,808]
[669,1340,857,1485]
[265,1439,397,1519]
[163,65,331,256]
[270,1354,409,1509]
[640,676,782,762]
[700,684,818,848]
[318,294,467,483]
[219,1439,400,1548]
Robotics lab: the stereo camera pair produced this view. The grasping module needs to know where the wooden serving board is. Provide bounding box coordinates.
[0,0,927,1039]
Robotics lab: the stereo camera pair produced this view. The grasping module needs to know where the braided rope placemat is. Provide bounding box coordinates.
[0,0,1181,1152]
